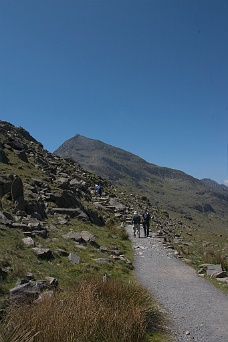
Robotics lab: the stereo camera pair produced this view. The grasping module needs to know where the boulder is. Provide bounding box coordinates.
[109,198,126,211]
[0,174,14,197]
[86,208,105,226]
[0,267,8,280]
[68,253,80,264]
[32,247,54,260]
[0,211,12,226]
[9,276,58,303]
[81,230,96,243]
[22,237,35,247]
[55,249,69,256]
[0,143,8,163]
[52,190,81,208]
[15,196,25,212]
[11,177,25,211]
[8,138,25,151]
[25,199,47,219]
[63,231,82,243]
[16,150,28,163]
[10,282,40,302]
[45,276,58,287]
[34,229,48,238]
[93,258,110,264]
[206,264,223,276]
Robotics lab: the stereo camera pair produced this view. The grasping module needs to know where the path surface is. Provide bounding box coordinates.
[125,225,228,342]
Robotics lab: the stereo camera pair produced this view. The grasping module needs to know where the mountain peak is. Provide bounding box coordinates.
[54,134,228,226]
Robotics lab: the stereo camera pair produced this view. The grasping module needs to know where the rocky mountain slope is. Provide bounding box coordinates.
[1,120,194,308]
[1,120,227,312]
[0,121,137,307]
[54,134,228,231]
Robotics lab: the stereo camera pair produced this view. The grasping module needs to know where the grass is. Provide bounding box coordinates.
[0,217,134,295]
[0,278,168,342]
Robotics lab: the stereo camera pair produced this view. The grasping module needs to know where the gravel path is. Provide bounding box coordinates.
[125,225,228,342]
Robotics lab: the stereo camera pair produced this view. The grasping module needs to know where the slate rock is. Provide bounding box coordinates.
[94,258,110,264]
[55,249,69,256]
[16,150,28,163]
[206,264,223,276]
[32,247,54,260]
[10,282,40,302]
[81,230,95,243]
[69,253,80,264]
[63,231,82,242]
[11,177,24,201]
[22,237,35,247]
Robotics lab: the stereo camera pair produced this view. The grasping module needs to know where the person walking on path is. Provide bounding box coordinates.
[132,211,141,237]
[142,208,151,237]
[95,184,103,197]
[98,185,103,197]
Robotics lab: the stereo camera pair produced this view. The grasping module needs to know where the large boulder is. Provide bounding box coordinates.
[81,230,96,243]
[32,248,54,260]
[0,174,14,198]
[52,190,81,208]
[22,237,35,247]
[86,208,105,226]
[16,150,28,163]
[25,199,47,219]
[0,211,12,226]
[9,276,58,302]
[0,143,8,163]
[68,253,80,264]
[10,281,40,302]
[109,198,126,212]
[63,231,82,242]
[11,176,25,211]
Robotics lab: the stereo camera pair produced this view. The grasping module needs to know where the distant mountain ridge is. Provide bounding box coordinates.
[54,134,200,183]
[201,178,228,192]
[54,134,228,232]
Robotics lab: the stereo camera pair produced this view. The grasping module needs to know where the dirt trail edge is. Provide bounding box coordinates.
[125,225,228,342]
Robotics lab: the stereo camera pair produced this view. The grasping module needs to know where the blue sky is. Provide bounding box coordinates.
[0,0,227,185]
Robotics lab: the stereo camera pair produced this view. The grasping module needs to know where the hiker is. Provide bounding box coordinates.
[98,184,102,197]
[132,211,141,237]
[95,184,102,197]
[95,184,99,194]
[142,208,151,237]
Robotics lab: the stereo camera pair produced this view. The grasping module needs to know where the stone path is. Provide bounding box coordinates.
[125,224,228,342]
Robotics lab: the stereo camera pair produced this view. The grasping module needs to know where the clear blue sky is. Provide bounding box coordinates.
[0,0,227,185]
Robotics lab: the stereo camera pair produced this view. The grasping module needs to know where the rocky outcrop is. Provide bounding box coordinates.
[9,275,58,302]
[0,142,8,163]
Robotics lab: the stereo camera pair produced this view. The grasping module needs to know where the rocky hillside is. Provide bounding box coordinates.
[54,134,228,231]
[0,120,190,308]
[1,121,227,311]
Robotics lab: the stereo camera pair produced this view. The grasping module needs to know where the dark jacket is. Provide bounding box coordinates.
[132,214,140,224]
[142,211,151,223]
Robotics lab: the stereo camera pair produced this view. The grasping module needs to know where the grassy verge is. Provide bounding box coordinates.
[0,278,168,342]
